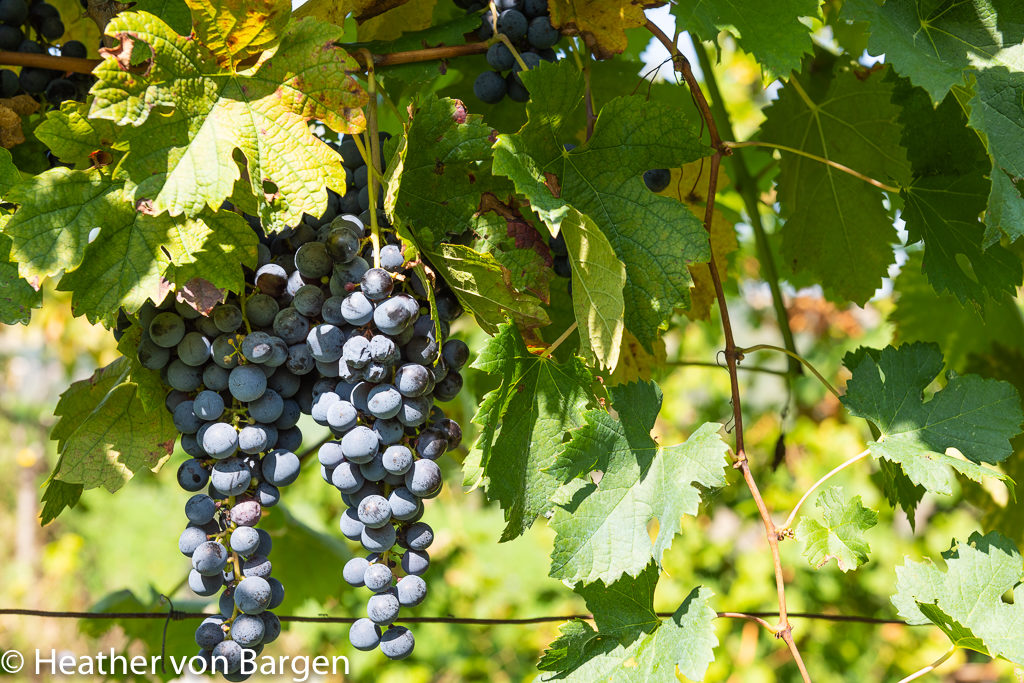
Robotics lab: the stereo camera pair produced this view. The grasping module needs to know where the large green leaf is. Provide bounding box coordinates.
[760,60,910,303]
[796,486,878,572]
[49,357,176,493]
[89,12,367,231]
[672,0,820,76]
[468,322,597,540]
[892,531,1024,665]
[843,0,1024,102]
[5,168,256,325]
[492,59,710,349]
[549,382,729,585]
[540,565,718,681]
[841,343,1022,512]
[969,68,1024,243]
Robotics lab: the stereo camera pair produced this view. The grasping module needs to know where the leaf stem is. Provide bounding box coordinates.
[896,645,957,683]
[693,40,801,377]
[737,344,839,398]
[539,322,578,359]
[645,20,810,683]
[667,359,790,376]
[723,141,901,194]
[779,449,871,533]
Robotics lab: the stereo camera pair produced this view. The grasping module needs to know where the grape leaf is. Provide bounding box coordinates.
[50,357,176,493]
[672,0,820,76]
[843,0,1024,102]
[493,60,710,349]
[132,0,192,35]
[294,0,414,24]
[559,209,626,371]
[796,486,878,572]
[424,243,549,334]
[548,382,729,585]
[548,0,649,60]
[386,95,505,249]
[183,0,290,68]
[358,0,436,41]
[5,168,256,325]
[469,206,554,299]
[969,68,1024,244]
[34,101,121,170]
[39,479,83,526]
[89,12,367,231]
[892,531,1024,665]
[841,343,1023,508]
[760,60,910,303]
[540,565,719,681]
[0,232,40,325]
[468,321,597,540]
[894,79,1021,302]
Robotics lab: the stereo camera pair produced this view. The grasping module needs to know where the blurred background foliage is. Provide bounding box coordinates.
[0,5,1022,683]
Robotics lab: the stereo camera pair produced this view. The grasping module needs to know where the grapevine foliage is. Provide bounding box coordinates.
[0,0,1023,680]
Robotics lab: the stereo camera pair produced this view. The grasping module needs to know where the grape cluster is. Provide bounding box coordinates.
[0,0,90,107]
[135,291,294,678]
[291,215,466,660]
[455,0,562,104]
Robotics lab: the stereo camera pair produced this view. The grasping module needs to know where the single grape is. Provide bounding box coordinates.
[361,523,397,553]
[173,401,203,434]
[357,494,392,528]
[379,244,404,271]
[527,15,560,48]
[185,493,217,525]
[255,481,281,507]
[238,425,270,455]
[137,336,170,370]
[213,304,243,333]
[230,499,262,526]
[361,268,393,301]
[294,241,333,279]
[363,562,393,593]
[177,332,212,366]
[149,312,185,347]
[255,263,288,296]
[348,618,381,651]
[211,335,240,369]
[192,540,229,576]
[441,338,469,371]
[643,168,671,193]
[366,589,401,625]
[331,461,365,494]
[401,549,430,576]
[166,360,204,392]
[366,384,402,419]
[342,335,371,368]
[433,371,463,402]
[230,526,261,556]
[242,554,272,578]
[248,389,284,423]
[359,455,388,482]
[343,556,369,587]
[234,576,272,614]
[179,525,209,556]
[486,42,515,70]
[317,440,346,468]
[193,390,225,420]
[326,400,358,432]
[397,396,432,428]
[261,449,300,487]
[257,529,273,557]
[245,293,279,328]
[339,507,364,541]
[203,422,239,459]
[341,425,379,463]
[211,639,243,674]
[229,365,267,402]
[261,612,282,644]
[195,615,226,649]
[405,459,442,497]
[292,285,326,318]
[473,70,507,104]
[230,613,265,648]
[241,331,274,364]
[210,457,251,496]
[307,324,345,362]
[389,487,422,521]
[326,228,360,263]
[380,625,415,660]
[496,9,528,40]
[189,568,223,596]
[396,575,427,607]
[404,521,434,550]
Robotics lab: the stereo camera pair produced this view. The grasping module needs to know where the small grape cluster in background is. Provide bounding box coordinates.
[0,0,90,107]
[455,0,562,104]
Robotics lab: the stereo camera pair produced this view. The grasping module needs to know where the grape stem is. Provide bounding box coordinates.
[538,322,578,359]
[645,19,812,683]
[778,449,871,535]
[896,645,957,683]
[736,344,840,398]
[487,1,530,72]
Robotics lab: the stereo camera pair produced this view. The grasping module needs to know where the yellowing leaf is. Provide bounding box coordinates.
[358,0,436,41]
[184,0,291,68]
[549,0,649,59]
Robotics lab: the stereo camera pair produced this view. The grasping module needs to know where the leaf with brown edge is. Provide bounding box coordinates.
[184,0,291,69]
[549,0,649,60]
